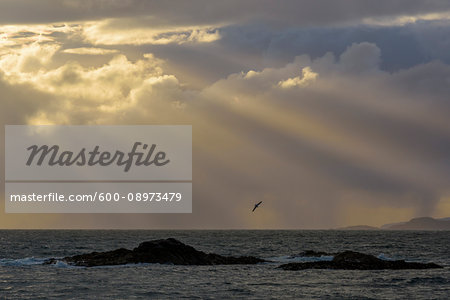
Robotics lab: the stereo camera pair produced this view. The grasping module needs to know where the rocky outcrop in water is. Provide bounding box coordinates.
[44,239,443,270]
[296,250,334,257]
[279,251,443,270]
[44,238,266,267]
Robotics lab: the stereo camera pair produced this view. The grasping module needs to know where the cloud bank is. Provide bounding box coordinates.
[0,2,449,228]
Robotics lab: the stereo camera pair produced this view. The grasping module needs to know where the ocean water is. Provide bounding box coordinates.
[0,230,448,299]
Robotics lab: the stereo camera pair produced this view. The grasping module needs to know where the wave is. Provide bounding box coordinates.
[0,253,421,267]
[0,257,155,268]
[377,253,395,261]
[269,253,405,264]
[407,276,450,285]
[0,257,49,267]
[3,254,331,267]
[267,255,334,263]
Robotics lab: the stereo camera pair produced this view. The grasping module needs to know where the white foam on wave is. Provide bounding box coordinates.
[53,260,72,268]
[0,257,74,268]
[0,257,48,266]
[377,253,397,261]
[0,257,170,268]
[46,260,153,268]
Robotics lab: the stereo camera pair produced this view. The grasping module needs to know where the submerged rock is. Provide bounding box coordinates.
[44,238,266,267]
[279,251,443,270]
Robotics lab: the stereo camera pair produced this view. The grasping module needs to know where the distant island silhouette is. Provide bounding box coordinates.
[338,217,450,230]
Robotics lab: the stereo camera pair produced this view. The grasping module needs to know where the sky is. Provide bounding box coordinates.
[1,0,450,229]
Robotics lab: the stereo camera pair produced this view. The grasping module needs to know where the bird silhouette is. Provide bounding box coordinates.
[252,201,262,212]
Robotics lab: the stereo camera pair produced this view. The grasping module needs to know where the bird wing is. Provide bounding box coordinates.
[252,201,263,212]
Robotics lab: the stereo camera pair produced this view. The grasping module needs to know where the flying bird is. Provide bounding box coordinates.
[252,201,262,212]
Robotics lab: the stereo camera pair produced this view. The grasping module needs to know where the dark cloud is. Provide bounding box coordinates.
[216,21,450,71]
[103,20,450,89]
[1,0,450,25]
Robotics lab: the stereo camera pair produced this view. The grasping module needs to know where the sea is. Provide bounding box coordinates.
[0,230,448,299]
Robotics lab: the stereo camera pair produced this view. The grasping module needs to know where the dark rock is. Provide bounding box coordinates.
[297,250,333,257]
[44,238,266,267]
[279,251,443,270]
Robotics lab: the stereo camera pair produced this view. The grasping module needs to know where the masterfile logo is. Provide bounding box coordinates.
[6,125,191,180]
[26,142,170,172]
[4,125,192,213]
